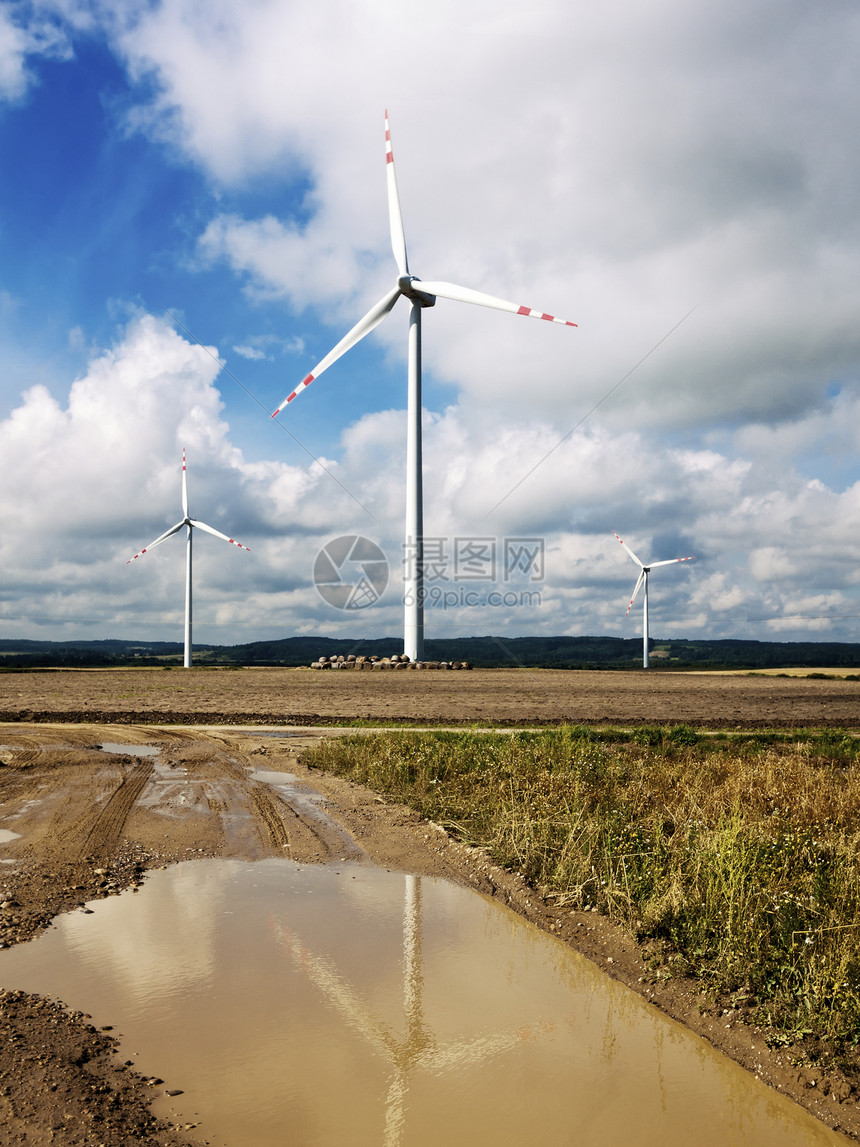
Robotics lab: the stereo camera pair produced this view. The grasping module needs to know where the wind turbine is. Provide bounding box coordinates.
[271,111,577,662]
[613,531,694,669]
[127,449,250,668]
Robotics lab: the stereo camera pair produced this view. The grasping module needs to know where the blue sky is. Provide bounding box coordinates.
[2,0,860,651]
[0,33,330,453]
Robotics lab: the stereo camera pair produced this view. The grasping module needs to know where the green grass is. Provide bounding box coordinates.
[304,725,860,1060]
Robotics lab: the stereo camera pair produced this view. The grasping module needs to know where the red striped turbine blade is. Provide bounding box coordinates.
[271,287,401,416]
[418,281,576,326]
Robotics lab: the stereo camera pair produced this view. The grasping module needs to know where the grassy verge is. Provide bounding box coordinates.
[304,725,860,1064]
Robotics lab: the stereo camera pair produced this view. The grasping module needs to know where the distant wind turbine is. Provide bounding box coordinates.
[127,449,250,668]
[271,111,577,662]
[613,531,694,669]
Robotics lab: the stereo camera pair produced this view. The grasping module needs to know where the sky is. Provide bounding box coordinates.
[2,0,860,653]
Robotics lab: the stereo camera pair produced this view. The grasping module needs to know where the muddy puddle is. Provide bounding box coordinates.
[0,859,847,1147]
[99,742,161,757]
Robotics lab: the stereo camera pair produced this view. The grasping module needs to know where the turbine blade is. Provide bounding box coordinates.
[649,556,695,568]
[385,110,409,276]
[181,447,189,518]
[612,531,643,568]
[416,281,576,326]
[190,519,251,551]
[271,287,401,415]
[625,569,645,616]
[126,521,185,563]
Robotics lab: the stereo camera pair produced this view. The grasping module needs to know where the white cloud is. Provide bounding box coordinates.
[2,310,860,644]
[231,333,305,363]
[233,344,268,361]
[0,5,71,102]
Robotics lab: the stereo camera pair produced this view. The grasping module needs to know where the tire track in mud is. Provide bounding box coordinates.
[210,755,295,855]
[246,785,291,853]
[1,752,154,951]
[201,755,292,852]
[78,759,154,861]
[0,747,43,810]
[166,752,275,854]
[2,747,40,769]
[207,749,360,860]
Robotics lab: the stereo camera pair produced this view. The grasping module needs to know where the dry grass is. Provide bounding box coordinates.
[305,726,860,1055]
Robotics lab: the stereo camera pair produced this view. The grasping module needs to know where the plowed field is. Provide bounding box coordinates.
[2,665,859,728]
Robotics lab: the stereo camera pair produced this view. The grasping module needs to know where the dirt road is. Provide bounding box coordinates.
[0,724,449,1144]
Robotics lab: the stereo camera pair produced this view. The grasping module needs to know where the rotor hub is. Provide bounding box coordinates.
[398,275,436,308]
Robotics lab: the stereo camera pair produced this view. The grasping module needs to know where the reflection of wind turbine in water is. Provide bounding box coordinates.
[275,875,544,1147]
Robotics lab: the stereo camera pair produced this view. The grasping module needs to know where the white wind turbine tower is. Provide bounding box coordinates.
[271,111,577,662]
[127,449,250,668]
[613,531,694,669]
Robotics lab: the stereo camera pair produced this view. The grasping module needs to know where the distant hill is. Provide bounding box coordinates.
[2,635,860,671]
[0,639,187,668]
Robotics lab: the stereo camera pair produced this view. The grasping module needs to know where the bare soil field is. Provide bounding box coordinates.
[0,670,858,1143]
[2,665,859,728]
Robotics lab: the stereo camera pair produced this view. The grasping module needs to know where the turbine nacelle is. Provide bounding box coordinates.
[398,275,436,307]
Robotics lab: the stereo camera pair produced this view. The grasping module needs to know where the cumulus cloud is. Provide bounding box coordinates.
[0,314,306,638]
[2,309,860,644]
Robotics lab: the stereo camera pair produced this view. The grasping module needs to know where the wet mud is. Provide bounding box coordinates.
[0,705,858,1142]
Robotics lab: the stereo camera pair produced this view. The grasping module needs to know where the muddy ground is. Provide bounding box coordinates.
[0,669,858,1144]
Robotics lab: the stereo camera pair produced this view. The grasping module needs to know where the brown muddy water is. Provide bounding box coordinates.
[0,859,848,1147]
